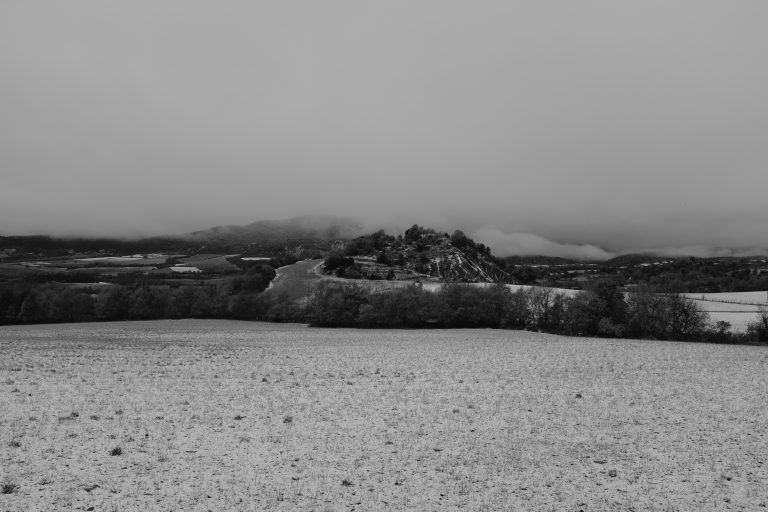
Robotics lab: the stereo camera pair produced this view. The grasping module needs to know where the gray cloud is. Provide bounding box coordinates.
[628,246,768,259]
[470,228,768,260]
[471,228,616,260]
[1,2,767,256]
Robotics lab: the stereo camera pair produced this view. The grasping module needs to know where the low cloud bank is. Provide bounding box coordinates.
[472,227,768,260]
[634,246,768,259]
[471,228,616,261]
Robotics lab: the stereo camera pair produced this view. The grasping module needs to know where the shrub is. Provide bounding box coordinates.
[561,291,606,336]
[664,293,709,341]
[437,284,511,328]
[94,286,131,320]
[357,286,439,328]
[337,265,363,279]
[597,317,624,338]
[701,320,735,344]
[308,282,369,327]
[504,289,532,329]
[323,253,354,272]
[625,287,708,341]
[747,307,768,343]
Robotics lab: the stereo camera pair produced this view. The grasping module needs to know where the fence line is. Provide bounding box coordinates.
[693,297,768,307]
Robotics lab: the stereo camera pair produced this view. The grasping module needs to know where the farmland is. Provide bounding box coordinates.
[0,253,242,281]
[684,292,768,332]
[2,321,767,511]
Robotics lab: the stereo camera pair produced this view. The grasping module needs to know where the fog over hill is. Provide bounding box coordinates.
[186,215,366,252]
[184,215,768,260]
[2,214,768,261]
[2,2,767,257]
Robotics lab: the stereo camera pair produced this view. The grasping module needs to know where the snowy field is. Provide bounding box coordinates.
[683,292,768,332]
[2,320,767,511]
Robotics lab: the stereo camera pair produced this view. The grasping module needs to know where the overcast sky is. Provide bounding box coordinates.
[2,2,767,257]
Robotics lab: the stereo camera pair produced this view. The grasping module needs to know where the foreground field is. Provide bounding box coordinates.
[1,321,767,511]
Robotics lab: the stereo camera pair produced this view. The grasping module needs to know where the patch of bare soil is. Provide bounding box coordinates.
[1,320,767,511]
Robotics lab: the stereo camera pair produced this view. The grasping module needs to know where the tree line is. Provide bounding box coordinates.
[304,281,768,344]
[500,254,768,292]
[0,264,280,324]
[2,278,766,345]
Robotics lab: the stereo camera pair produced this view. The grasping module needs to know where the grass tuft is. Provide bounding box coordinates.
[1,482,18,494]
[110,446,123,456]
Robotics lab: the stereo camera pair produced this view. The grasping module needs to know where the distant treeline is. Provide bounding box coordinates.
[0,235,196,256]
[628,262,768,293]
[502,255,768,292]
[1,278,766,345]
[0,264,279,324]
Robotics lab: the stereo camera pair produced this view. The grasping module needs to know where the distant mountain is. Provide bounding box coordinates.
[185,215,364,255]
[0,215,365,258]
[0,234,194,256]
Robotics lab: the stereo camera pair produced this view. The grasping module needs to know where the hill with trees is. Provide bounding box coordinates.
[321,225,511,283]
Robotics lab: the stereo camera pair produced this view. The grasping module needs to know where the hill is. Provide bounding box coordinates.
[185,214,363,255]
[321,225,511,283]
[0,215,363,259]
